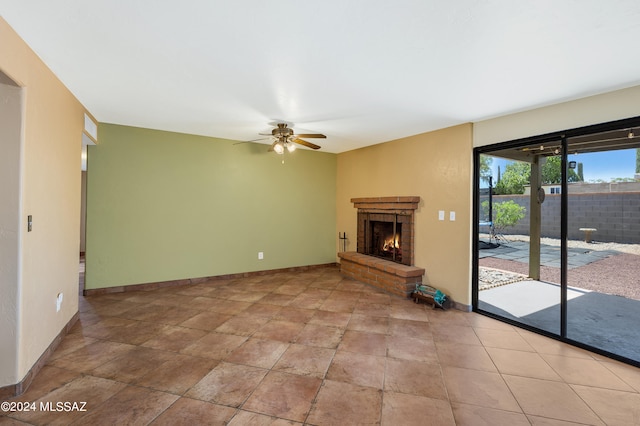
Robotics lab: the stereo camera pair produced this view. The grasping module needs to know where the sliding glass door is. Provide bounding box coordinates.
[474,118,640,366]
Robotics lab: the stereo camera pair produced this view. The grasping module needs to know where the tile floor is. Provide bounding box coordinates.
[3,266,640,425]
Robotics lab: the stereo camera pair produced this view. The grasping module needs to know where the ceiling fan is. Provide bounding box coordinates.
[261,123,326,154]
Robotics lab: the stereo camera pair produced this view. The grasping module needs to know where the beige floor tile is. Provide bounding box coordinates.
[49,340,136,373]
[309,310,352,328]
[601,360,640,392]
[431,323,482,345]
[134,354,218,395]
[227,290,270,303]
[46,333,99,361]
[242,371,322,422]
[178,311,233,331]
[118,303,202,325]
[272,344,335,378]
[215,314,270,336]
[9,366,81,403]
[338,330,387,357]
[272,307,316,323]
[326,351,385,389]
[8,376,126,426]
[186,362,267,407]
[347,313,389,334]
[227,410,301,425]
[206,298,252,315]
[319,298,357,313]
[71,385,178,426]
[442,366,521,412]
[352,302,391,318]
[181,332,247,359]
[451,402,530,426]
[502,375,604,425]
[527,415,598,425]
[382,392,455,426]
[225,338,289,369]
[388,317,432,340]
[17,265,640,426]
[241,302,282,318]
[273,283,307,296]
[256,293,296,306]
[572,384,640,425]
[435,341,497,372]
[541,353,635,391]
[288,294,326,310]
[515,329,595,359]
[387,335,438,363]
[150,397,236,426]
[141,325,208,352]
[487,347,562,381]
[252,320,305,343]
[385,358,448,400]
[307,380,382,425]
[388,303,431,322]
[295,323,343,349]
[474,327,535,351]
[91,346,175,383]
[466,314,515,330]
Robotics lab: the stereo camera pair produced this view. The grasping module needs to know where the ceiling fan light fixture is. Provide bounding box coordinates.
[286,142,296,153]
[273,141,285,154]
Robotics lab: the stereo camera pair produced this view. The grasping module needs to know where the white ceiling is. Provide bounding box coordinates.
[2,0,640,153]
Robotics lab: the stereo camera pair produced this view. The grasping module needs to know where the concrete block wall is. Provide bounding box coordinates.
[487,192,640,243]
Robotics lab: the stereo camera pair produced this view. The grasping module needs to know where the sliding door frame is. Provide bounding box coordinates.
[473,115,640,367]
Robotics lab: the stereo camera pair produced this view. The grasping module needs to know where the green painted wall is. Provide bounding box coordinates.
[85,124,337,289]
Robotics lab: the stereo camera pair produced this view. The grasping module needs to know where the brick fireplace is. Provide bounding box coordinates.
[339,196,425,297]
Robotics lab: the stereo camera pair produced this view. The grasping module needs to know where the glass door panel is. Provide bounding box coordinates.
[565,132,640,363]
[477,141,562,335]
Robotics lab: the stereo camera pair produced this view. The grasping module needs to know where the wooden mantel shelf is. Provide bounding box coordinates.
[351,196,420,212]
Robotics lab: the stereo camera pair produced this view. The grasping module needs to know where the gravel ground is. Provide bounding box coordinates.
[479,253,640,300]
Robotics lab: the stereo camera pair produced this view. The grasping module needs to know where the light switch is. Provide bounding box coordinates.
[438,210,445,221]
[449,211,456,221]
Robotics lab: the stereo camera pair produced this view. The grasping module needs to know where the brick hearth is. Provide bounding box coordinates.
[338,252,424,297]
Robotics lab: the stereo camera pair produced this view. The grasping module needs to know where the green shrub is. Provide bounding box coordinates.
[492,200,526,233]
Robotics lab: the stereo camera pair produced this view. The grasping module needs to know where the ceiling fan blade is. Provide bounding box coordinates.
[293,138,321,150]
[296,133,326,138]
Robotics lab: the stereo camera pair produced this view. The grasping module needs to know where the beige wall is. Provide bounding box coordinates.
[0,17,84,386]
[474,85,640,147]
[336,124,473,306]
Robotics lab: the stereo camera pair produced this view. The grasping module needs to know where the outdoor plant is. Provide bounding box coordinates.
[482,199,526,238]
[492,200,526,234]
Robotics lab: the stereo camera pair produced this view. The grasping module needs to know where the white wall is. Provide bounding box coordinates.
[474,85,640,147]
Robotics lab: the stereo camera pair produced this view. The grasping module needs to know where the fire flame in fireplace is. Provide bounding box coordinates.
[382,235,400,252]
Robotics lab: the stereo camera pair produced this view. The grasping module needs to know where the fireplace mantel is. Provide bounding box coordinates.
[351,196,420,213]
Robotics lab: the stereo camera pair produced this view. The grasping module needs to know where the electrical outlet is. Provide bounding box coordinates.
[450,211,456,221]
[258,252,264,260]
[438,210,445,221]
